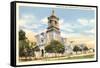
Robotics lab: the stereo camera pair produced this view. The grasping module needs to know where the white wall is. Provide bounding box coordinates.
[0,0,99,68]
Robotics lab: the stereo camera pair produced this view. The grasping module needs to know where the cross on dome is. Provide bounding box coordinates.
[52,9,55,16]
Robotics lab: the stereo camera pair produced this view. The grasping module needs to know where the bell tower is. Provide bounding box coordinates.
[47,9,59,29]
[46,9,61,43]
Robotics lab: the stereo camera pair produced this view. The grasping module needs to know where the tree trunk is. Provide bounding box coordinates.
[76,51,77,54]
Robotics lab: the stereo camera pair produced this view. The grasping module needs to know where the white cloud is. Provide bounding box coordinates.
[59,19,74,33]
[84,28,95,35]
[19,19,26,26]
[59,19,64,26]
[86,29,94,33]
[60,18,96,39]
[77,19,89,25]
[77,18,96,26]
[19,14,35,26]
[90,19,96,25]
[19,13,96,40]
[89,28,95,34]
[77,18,96,37]
[21,14,35,20]
[61,32,67,38]
[40,17,48,25]
[19,14,47,34]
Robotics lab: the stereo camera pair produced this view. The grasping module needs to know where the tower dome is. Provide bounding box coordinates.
[46,9,61,43]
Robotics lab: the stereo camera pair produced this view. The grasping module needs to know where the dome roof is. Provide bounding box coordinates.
[48,9,59,20]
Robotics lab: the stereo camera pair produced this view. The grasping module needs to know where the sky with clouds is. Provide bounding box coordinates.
[18,6,96,41]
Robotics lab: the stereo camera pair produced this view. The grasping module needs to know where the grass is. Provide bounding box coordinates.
[44,54,94,61]
[63,54,94,60]
[19,54,94,62]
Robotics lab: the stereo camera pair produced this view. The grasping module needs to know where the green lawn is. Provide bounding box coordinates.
[63,54,94,60]
[44,54,94,61]
[19,54,94,62]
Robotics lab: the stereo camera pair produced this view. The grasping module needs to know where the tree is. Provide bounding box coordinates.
[73,45,80,54]
[83,46,88,53]
[19,30,26,40]
[19,30,30,58]
[29,42,36,55]
[33,46,40,51]
[19,29,37,61]
[19,40,29,58]
[45,40,65,54]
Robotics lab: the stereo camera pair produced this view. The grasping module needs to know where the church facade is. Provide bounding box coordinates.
[35,10,73,56]
[46,10,61,43]
[35,10,61,47]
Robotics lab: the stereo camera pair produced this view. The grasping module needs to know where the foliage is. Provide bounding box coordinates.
[45,40,65,53]
[19,30,26,40]
[19,29,36,57]
[83,46,88,53]
[19,40,29,57]
[83,46,88,51]
[33,46,40,51]
[73,45,80,54]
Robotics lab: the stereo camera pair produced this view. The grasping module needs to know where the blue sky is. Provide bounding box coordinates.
[19,6,96,38]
